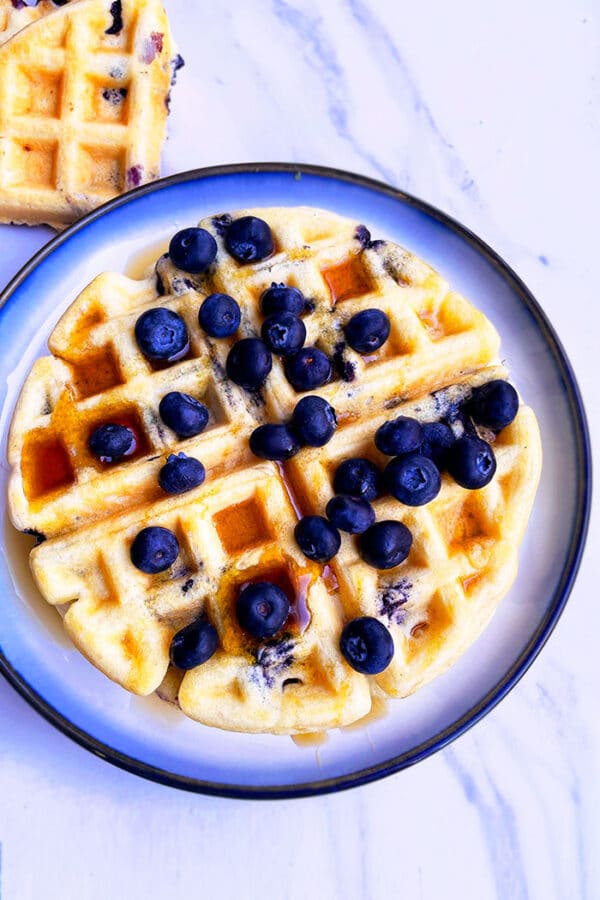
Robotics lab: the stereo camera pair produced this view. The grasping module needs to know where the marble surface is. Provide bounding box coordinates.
[0,2,598,898]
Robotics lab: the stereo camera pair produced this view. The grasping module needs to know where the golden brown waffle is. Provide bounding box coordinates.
[0,0,175,228]
[0,0,57,46]
[7,206,541,733]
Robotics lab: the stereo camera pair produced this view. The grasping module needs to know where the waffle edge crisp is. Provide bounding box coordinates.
[7,206,542,734]
[0,0,176,229]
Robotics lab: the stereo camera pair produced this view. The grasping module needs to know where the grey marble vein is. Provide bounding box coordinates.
[343,0,481,202]
[444,745,529,900]
[272,0,397,183]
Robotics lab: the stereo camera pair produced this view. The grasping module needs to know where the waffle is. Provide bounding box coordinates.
[7,206,541,734]
[0,0,58,46]
[0,0,175,229]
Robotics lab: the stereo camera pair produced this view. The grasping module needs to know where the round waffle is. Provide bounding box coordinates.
[6,206,542,734]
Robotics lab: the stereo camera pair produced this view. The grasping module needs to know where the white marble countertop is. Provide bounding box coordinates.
[0,2,598,898]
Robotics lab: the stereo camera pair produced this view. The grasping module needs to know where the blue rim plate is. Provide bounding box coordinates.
[0,164,591,799]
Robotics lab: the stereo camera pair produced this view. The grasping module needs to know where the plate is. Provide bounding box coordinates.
[0,164,591,798]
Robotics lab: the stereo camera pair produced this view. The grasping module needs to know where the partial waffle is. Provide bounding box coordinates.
[0,0,175,228]
[0,0,58,46]
[7,206,541,734]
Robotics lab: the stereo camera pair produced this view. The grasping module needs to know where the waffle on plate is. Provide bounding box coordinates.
[7,206,542,734]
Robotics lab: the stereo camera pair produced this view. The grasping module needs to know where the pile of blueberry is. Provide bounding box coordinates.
[121,215,521,679]
[291,377,518,564]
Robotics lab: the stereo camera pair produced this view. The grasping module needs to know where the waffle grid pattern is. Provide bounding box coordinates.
[7,206,541,733]
[0,0,172,227]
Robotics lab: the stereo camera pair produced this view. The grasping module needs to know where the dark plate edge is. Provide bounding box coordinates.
[0,162,592,800]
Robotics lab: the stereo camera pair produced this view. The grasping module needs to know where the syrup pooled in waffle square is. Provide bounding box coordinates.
[0,0,176,228]
[7,206,541,734]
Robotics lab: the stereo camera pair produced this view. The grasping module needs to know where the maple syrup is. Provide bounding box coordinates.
[87,411,150,466]
[417,309,444,340]
[22,433,75,500]
[292,731,328,747]
[125,239,169,280]
[321,256,373,304]
[343,694,389,730]
[237,563,312,636]
[213,496,273,555]
[68,345,123,399]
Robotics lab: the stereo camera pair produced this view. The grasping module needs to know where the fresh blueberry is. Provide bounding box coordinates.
[446,435,497,489]
[198,293,241,338]
[384,454,441,506]
[294,516,341,562]
[89,423,135,463]
[135,308,189,361]
[375,416,423,456]
[420,422,455,468]
[467,380,519,430]
[225,216,274,263]
[159,453,206,494]
[236,582,290,639]
[169,227,217,274]
[130,526,179,574]
[260,283,306,316]
[226,338,272,390]
[158,391,209,438]
[345,309,390,354]
[249,424,300,461]
[284,347,331,392]
[340,616,394,675]
[326,495,375,534]
[261,312,306,356]
[291,396,337,446]
[333,457,382,501]
[170,618,218,670]
[359,520,413,569]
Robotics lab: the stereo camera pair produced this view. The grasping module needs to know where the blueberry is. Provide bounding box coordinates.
[261,312,306,356]
[446,435,497,489]
[333,457,382,501]
[198,293,241,338]
[170,618,218,670]
[340,616,394,675]
[159,453,206,494]
[384,454,441,506]
[375,416,423,456]
[326,495,375,534]
[236,582,290,639]
[89,423,135,463]
[226,338,272,390]
[169,227,217,274]
[225,216,274,263]
[158,391,209,438]
[420,422,455,468]
[260,283,305,316]
[135,308,189,361]
[467,380,519,430]
[284,347,331,392]
[345,309,390,354]
[130,526,179,574]
[359,520,413,569]
[249,424,300,461]
[291,396,337,446]
[294,516,341,562]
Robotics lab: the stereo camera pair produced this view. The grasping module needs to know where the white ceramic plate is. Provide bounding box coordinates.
[0,164,590,797]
